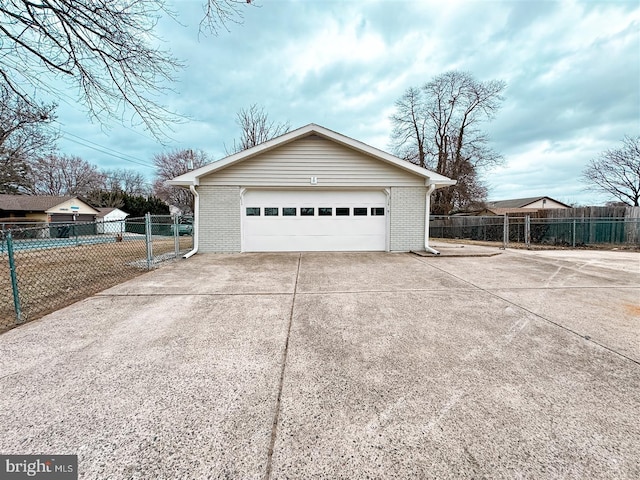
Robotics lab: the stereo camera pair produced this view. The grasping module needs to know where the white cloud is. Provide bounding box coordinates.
[282,15,387,83]
[45,0,640,206]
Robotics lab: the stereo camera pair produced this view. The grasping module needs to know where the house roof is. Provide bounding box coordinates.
[487,196,571,209]
[95,207,129,218]
[0,195,99,213]
[0,194,73,212]
[169,123,456,188]
[483,207,541,215]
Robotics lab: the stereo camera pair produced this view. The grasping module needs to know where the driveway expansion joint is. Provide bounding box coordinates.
[264,252,301,480]
[95,292,293,297]
[412,255,640,367]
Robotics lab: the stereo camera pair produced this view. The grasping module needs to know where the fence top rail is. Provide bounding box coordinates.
[1,221,100,232]
[430,216,635,221]
[1,215,189,234]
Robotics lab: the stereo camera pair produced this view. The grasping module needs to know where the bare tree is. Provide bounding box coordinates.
[582,136,640,206]
[87,168,152,207]
[390,87,428,167]
[228,104,290,153]
[103,168,151,196]
[0,84,58,193]
[153,149,211,212]
[390,71,506,214]
[28,154,105,196]
[200,0,254,35]
[0,1,253,138]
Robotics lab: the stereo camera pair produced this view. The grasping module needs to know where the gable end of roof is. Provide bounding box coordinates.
[169,124,456,188]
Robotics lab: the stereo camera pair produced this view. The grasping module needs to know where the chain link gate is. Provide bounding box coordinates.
[1,214,193,332]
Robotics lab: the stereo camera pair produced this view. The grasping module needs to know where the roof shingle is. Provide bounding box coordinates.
[0,194,78,212]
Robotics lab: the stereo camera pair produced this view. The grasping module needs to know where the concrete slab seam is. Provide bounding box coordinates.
[292,285,640,295]
[95,292,294,297]
[264,252,302,480]
[484,289,640,367]
[456,286,640,291]
[411,256,640,367]
[295,288,479,295]
[411,249,503,258]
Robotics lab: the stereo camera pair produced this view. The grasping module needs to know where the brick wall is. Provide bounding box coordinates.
[389,186,426,251]
[197,186,241,253]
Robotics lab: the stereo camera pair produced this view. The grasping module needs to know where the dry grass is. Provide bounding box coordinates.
[0,236,192,332]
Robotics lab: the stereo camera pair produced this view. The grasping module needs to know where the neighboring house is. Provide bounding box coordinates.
[480,196,571,215]
[0,194,99,223]
[96,207,129,234]
[169,123,456,254]
[0,194,100,237]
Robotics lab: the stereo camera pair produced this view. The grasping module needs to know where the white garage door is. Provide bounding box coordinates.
[242,190,387,252]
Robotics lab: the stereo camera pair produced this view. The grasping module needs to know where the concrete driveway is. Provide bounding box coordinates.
[0,248,639,479]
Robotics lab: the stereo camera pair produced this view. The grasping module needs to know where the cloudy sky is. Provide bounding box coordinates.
[54,0,639,206]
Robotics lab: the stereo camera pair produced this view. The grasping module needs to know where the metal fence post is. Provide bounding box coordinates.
[572,219,576,247]
[525,215,531,249]
[6,232,23,324]
[502,214,509,249]
[145,213,153,270]
[173,214,179,258]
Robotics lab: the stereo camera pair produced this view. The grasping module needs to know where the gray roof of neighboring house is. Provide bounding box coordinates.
[483,207,541,215]
[96,207,116,218]
[95,207,128,218]
[0,194,76,212]
[487,196,570,209]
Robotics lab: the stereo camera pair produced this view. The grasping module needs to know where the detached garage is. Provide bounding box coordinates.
[169,124,455,254]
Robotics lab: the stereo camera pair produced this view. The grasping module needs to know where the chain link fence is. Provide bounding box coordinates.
[431,215,640,249]
[0,214,193,332]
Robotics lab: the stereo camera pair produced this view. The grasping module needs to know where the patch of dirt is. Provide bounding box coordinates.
[624,304,640,317]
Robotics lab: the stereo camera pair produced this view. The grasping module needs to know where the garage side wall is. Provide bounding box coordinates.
[389,187,426,251]
[198,185,241,253]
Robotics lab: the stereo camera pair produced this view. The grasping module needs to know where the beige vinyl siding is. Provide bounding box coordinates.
[200,135,424,187]
[45,198,98,215]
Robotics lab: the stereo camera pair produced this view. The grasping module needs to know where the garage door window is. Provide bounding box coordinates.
[371,207,385,216]
[336,208,349,216]
[301,207,315,216]
[265,207,279,216]
[246,207,260,216]
[353,207,367,216]
[283,207,296,216]
[319,207,332,216]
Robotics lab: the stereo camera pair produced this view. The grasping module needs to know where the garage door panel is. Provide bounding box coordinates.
[244,234,384,252]
[244,218,385,236]
[242,190,387,252]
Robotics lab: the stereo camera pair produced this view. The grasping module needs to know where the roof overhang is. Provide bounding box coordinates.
[168,123,456,189]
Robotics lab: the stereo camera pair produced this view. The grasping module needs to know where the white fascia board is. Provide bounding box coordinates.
[425,177,457,188]
[168,123,457,187]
